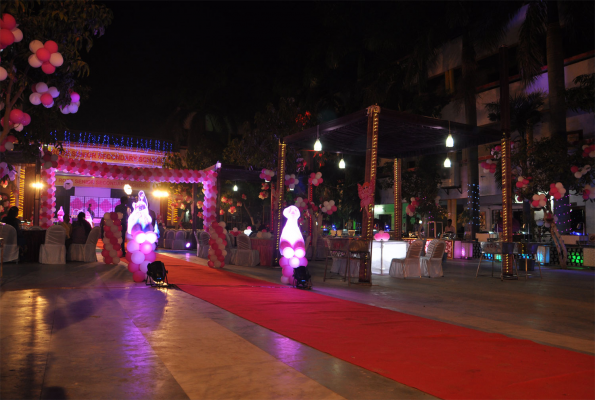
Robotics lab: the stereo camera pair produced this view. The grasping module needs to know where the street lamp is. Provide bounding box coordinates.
[443,156,451,168]
[233,184,238,191]
[314,125,322,151]
[339,157,345,169]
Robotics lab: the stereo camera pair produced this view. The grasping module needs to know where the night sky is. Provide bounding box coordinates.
[67,1,318,137]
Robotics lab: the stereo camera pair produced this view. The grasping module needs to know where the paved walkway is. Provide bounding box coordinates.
[1,252,593,399]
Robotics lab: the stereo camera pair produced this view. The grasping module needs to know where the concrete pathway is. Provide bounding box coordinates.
[1,252,593,399]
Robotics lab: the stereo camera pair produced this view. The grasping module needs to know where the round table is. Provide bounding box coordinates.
[250,238,275,267]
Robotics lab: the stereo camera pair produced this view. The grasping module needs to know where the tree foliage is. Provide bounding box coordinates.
[566,73,595,113]
[0,0,113,145]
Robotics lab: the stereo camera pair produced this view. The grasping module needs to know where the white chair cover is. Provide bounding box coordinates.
[68,227,101,262]
[40,225,66,264]
[172,230,187,250]
[305,236,312,259]
[421,240,446,277]
[389,240,424,278]
[225,234,237,265]
[163,230,175,249]
[234,234,260,266]
[0,224,19,262]
[196,231,210,258]
[158,229,168,248]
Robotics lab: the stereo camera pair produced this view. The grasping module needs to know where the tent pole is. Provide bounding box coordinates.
[393,158,402,240]
[500,45,514,278]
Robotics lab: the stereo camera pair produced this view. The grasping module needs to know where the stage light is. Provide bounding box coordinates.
[444,157,451,168]
[146,261,169,286]
[30,182,44,189]
[339,157,345,169]
[124,184,132,195]
[233,184,238,191]
[185,242,191,248]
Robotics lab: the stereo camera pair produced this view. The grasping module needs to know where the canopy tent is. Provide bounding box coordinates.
[274,105,504,281]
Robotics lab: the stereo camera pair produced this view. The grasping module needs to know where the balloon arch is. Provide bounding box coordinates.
[39,151,221,271]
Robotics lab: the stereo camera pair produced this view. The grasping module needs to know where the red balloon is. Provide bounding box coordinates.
[128,263,140,273]
[1,14,17,30]
[104,257,112,264]
[103,225,111,232]
[101,249,109,257]
[133,271,146,283]
[125,252,133,262]
[36,47,51,62]
[44,40,58,53]
[144,252,156,262]
[41,62,56,74]
[0,29,14,47]
[40,93,53,106]
[9,109,23,124]
[207,261,214,267]
[21,113,31,126]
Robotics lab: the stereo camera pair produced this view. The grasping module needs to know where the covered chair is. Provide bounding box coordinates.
[421,240,446,278]
[224,235,237,265]
[163,230,175,249]
[68,227,101,262]
[234,234,260,266]
[172,230,187,250]
[40,225,66,264]
[196,231,210,258]
[158,229,169,248]
[0,224,19,262]
[389,239,425,278]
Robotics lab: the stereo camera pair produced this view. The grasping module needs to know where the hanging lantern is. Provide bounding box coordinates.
[444,157,451,168]
[339,157,345,169]
[233,184,238,191]
[314,125,322,151]
[446,121,454,147]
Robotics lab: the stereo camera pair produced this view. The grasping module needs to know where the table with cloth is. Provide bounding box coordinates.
[250,238,275,267]
[21,229,46,263]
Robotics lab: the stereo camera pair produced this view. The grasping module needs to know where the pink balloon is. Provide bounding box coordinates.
[127,240,139,253]
[282,266,294,277]
[133,271,146,283]
[131,251,145,264]
[40,93,53,106]
[144,252,156,263]
[140,243,153,255]
[299,257,308,267]
[44,40,58,53]
[127,263,140,273]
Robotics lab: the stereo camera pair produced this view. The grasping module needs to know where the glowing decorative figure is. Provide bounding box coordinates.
[244,226,252,236]
[279,206,307,285]
[125,190,158,282]
[57,206,64,223]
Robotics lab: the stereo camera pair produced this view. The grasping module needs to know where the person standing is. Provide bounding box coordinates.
[87,204,95,220]
[115,196,129,256]
[444,219,456,236]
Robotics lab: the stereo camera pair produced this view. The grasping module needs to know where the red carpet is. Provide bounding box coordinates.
[140,252,595,399]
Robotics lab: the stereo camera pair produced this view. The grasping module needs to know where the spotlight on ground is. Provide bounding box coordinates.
[185,242,191,248]
[146,261,169,287]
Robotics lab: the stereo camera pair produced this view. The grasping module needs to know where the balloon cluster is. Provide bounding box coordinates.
[582,144,595,158]
[543,212,556,228]
[256,231,272,239]
[406,197,420,217]
[260,168,275,181]
[374,231,390,241]
[284,174,299,190]
[39,152,57,229]
[125,230,158,283]
[208,221,228,268]
[531,194,547,208]
[229,206,237,214]
[279,206,307,285]
[0,162,16,182]
[491,145,502,158]
[28,40,63,74]
[59,92,81,114]
[308,172,323,186]
[481,159,497,174]
[101,212,124,265]
[236,201,242,207]
[230,227,241,237]
[571,165,591,179]
[200,171,218,227]
[515,176,531,189]
[582,184,595,201]
[357,182,375,213]
[196,200,204,209]
[241,194,247,200]
[0,14,23,80]
[219,209,224,215]
[259,183,270,200]
[294,197,318,213]
[29,82,60,108]
[0,13,23,49]
[321,200,337,215]
[2,109,31,134]
[549,182,566,200]
[0,133,18,151]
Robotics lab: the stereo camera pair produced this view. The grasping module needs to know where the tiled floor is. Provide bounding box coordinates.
[1,251,593,399]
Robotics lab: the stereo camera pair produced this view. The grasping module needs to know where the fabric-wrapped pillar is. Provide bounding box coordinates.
[274,140,287,265]
[360,105,380,282]
[499,45,514,277]
[393,158,402,240]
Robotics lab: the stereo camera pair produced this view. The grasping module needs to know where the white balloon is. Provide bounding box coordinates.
[29,40,44,53]
[28,54,43,68]
[49,52,64,67]
[48,87,60,98]
[0,67,7,81]
[11,28,23,42]
[36,82,48,93]
[29,92,41,105]
[5,142,14,150]
[43,101,54,109]
[13,125,23,133]
[60,106,70,114]
[68,104,78,113]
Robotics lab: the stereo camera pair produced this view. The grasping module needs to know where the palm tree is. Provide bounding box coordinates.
[517,0,595,232]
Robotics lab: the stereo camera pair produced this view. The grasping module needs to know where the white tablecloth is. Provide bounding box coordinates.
[371,241,408,274]
[331,258,360,276]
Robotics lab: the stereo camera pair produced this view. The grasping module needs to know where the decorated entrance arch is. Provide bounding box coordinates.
[39,150,223,279]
